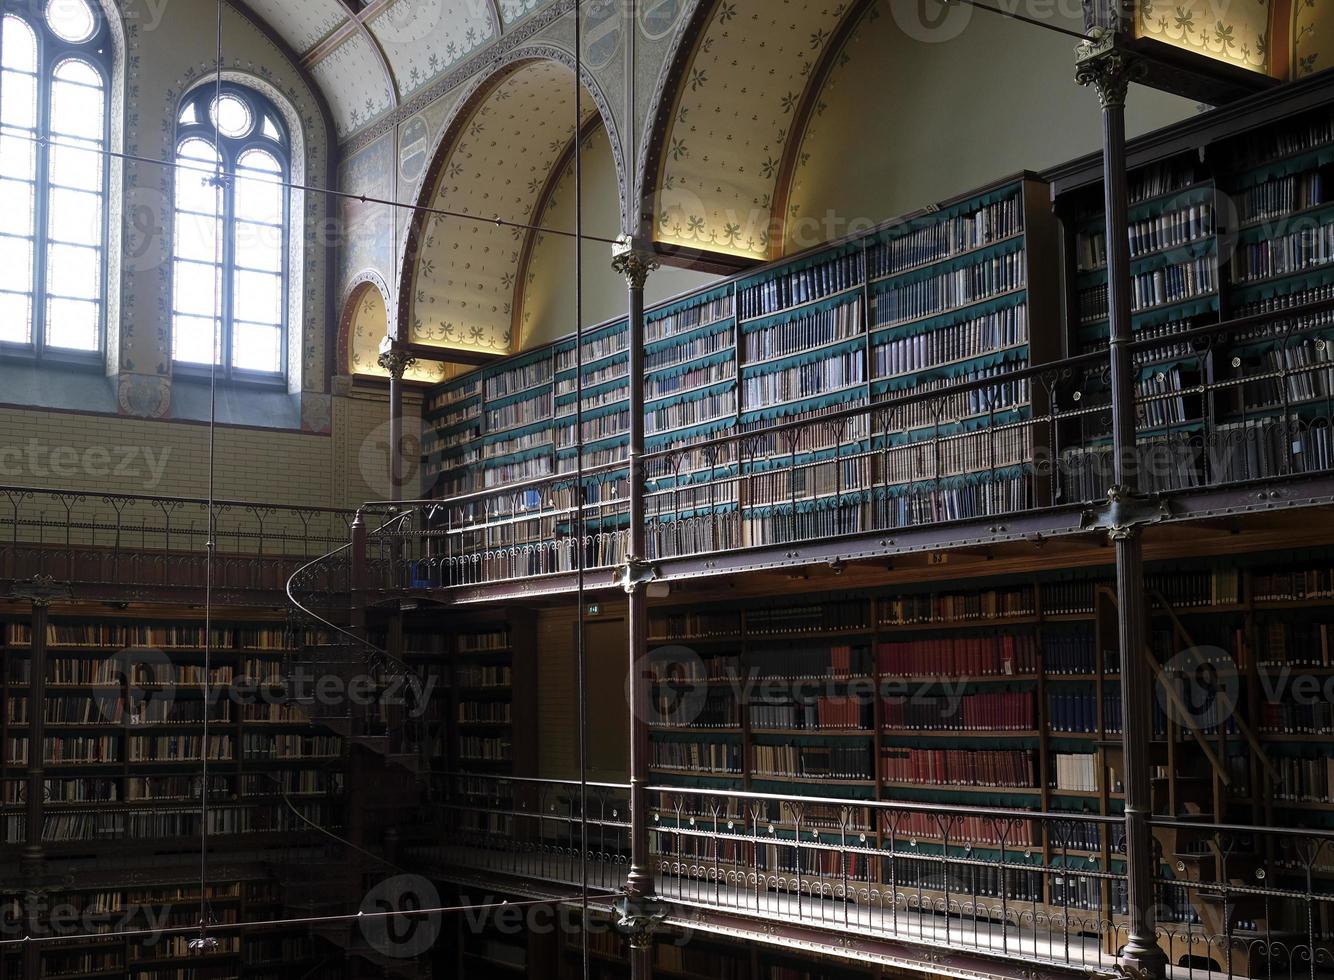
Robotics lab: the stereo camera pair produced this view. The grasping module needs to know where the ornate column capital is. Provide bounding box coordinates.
[376,348,417,381]
[612,236,660,289]
[1075,28,1145,109]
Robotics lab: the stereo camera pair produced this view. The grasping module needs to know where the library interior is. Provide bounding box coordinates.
[5,0,1334,977]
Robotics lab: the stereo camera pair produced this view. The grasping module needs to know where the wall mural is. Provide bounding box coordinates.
[408,59,601,355]
[653,0,854,261]
[339,134,397,293]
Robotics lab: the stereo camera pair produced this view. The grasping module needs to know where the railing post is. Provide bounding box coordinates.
[612,236,666,976]
[350,509,367,639]
[1077,28,1169,980]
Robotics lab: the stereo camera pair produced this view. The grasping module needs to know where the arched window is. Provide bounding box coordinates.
[172,83,289,379]
[0,0,111,357]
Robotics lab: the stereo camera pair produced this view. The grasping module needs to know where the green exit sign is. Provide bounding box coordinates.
[587,604,600,616]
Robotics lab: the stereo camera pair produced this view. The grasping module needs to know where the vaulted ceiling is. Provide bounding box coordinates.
[236,0,549,139]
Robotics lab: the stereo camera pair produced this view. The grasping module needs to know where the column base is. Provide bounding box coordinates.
[1119,940,1169,980]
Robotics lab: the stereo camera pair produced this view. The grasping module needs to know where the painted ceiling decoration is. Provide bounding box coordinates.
[405,54,621,357]
[651,0,858,262]
[232,0,551,140]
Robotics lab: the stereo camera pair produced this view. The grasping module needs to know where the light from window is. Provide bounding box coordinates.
[45,0,96,43]
[0,9,106,355]
[210,94,252,140]
[171,86,289,377]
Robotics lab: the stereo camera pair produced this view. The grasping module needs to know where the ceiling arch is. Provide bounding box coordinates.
[642,0,865,265]
[232,0,562,140]
[399,49,626,357]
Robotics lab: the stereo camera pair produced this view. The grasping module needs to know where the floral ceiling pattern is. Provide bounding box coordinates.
[408,60,600,354]
[654,0,854,261]
[1135,0,1275,75]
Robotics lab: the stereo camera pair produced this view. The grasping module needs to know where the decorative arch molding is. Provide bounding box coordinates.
[337,269,393,375]
[396,44,628,356]
[634,0,868,267]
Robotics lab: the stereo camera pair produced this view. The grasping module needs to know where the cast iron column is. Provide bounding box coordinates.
[612,237,664,978]
[1077,32,1168,980]
[378,346,418,503]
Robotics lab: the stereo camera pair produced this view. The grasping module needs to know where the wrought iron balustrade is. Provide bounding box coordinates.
[382,297,1334,590]
[418,773,1334,980]
[0,485,358,596]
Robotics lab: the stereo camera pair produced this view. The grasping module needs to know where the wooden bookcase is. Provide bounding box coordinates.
[0,609,345,854]
[638,547,1334,941]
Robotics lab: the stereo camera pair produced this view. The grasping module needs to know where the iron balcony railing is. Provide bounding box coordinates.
[0,485,359,596]
[415,773,1334,980]
[379,296,1334,590]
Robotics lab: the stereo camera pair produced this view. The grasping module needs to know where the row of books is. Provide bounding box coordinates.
[872,305,1027,377]
[1257,621,1324,666]
[878,587,1037,625]
[484,426,552,460]
[128,735,233,762]
[1078,263,1205,326]
[457,665,511,687]
[881,424,1032,485]
[645,360,736,400]
[880,690,1034,731]
[4,623,235,648]
[1052,752,1101,793]
[738,253,865,320]
[38,803,340,843]
[645,388,736,435]
[749,697,871,731]
[1045,630,1100,674]
[241,734,341,759]
[740,349,866,410]
[1076,202,1215,272]
[486,390,552,431]
[1048,692,1127,735]
[746,456,870,507]
[645,323,734,372]
[651,740,740,773]
[1273,755,1334,802]
[885,809,1039,847]
[750,601,869,635]
[485,359,551,401]
[1135,366,1192,429]
[648,610,741,640]
[751,743,871,780]
[1128,159,1197,205]
[644,294,734,344]
[868,193,1024,280]
[873,251,1027,328]
[747,644,867,679]
[458,630,511,652]
[458,736,512,762]
[877,364,1030,427]
[1260,703,1334,735]
[555,332,627,372]
[876,634,1040,678]
[557,408,630,445]
[1237,170,1328,225]
[1238,338,1334,408]
[742,297,863,362]
[557,358,627,395]
[457,701,511,724]
[653,692,739,728]
[1232,220,1334,284]
[880,747,1035,788]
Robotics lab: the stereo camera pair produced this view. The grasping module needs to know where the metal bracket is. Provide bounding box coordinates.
[614,895,670,949]
[1080,485,1174,541]
[616,556,659,594]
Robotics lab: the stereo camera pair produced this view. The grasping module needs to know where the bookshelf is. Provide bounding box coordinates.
[1053,99,1334,499]
[0,612,345,852]
[422,174,1061,562]
[641,549,1334,937]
